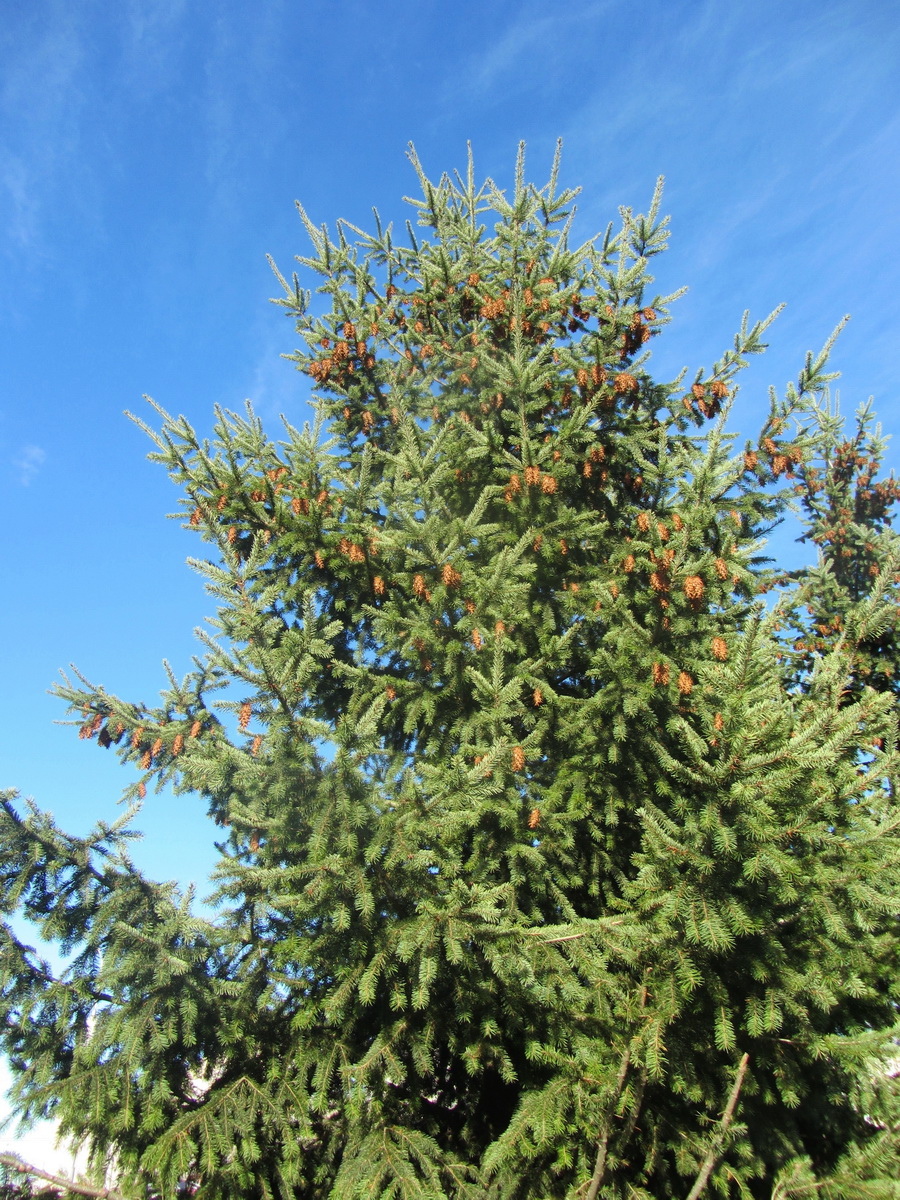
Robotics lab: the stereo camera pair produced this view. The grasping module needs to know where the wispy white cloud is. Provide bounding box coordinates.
[462,15,557,98]
[0,6,86,253]
[243,321,314,428]
[443,1,612,106]
[14,444,46,486]
[0,153,35,250]
[117,0,192,108]
[0,0,196,264]
[197,3,289,226]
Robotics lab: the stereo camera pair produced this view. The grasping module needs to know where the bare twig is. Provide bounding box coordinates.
[684,1052,750,1200]
[527,918,624,944]
[0,1153,125,1200]
[535,932,587,943]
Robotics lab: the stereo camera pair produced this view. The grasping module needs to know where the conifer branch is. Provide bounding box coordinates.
[584,1045,631,1200]
[684,1052,750,1200]
[0,1153,127,1199]
[584,985,647,1200]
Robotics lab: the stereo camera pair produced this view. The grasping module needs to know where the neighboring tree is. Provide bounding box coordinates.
[783,398,900,701]
[1,146,899,1200]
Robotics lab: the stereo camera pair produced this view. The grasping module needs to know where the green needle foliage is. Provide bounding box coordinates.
[783,398,900,701]
[2,145,899,1199]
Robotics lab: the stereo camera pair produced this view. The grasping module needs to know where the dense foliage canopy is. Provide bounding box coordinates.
[2,147,899,1199]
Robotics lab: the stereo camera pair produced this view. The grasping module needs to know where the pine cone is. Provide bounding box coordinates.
[683,575,705,600]
[614,372,638,394]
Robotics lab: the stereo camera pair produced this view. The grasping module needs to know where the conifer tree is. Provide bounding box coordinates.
[2,146,899,1199]
[784,398,900,700]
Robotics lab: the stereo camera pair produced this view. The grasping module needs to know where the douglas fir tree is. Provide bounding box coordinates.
[2,146,899,1200]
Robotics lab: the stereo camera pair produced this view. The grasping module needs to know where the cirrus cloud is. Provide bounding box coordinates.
[13,444,46,486]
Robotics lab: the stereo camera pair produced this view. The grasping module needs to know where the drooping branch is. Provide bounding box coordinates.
[584,1044,630,1200]
[0,1153,126,1200]
[584,984,648,1200]
[684,1052,750,1200]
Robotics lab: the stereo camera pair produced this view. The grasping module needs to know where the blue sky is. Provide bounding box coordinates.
[2,0,898,891]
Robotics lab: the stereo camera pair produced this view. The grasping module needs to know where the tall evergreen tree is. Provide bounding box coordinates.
[2,146,899,1199]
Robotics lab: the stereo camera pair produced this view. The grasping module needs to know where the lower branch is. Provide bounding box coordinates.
[584,986,649,1200]
[584,1046,631,1200]
[684,1052,750,1200]
[0,1153,125,1200]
